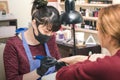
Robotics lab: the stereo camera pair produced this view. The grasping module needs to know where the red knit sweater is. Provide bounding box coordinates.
[4,35,61,80]
[56,50,120,80]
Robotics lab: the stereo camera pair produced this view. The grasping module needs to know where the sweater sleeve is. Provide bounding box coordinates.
[56,58,109,80]
[3,40,23,80]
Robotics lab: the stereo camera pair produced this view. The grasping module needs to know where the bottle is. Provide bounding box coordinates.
[80,7,86,16]
[84,20,89,29]
[92,21,96,30]
[93,8,99,17]
[89,21,93,30]
[85,9,89,17]
[79,7,83,15]
[89,8,93,17]
[2,10,6,15]
[81,22,85,28]
[58,27,64,41]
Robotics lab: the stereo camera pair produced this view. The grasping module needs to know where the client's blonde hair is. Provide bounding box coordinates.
[97,4,120,44]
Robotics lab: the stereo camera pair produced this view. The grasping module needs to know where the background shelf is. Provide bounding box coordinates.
[62,26,98,34]
[59,2,111,7]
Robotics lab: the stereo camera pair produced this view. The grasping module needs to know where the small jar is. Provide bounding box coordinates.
[2,10,6,15]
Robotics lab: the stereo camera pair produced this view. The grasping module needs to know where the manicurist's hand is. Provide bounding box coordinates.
[37,56,57,76]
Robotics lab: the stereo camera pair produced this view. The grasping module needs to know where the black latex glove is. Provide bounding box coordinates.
[55,62,66,71]
[37,56,57,76]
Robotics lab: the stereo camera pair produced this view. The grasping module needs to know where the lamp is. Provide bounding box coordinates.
[60,0,83,55]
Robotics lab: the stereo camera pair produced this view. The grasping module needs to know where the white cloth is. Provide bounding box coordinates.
[0,43,6,80]
[41,72,57,80]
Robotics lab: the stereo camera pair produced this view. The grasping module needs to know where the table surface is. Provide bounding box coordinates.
[56,41,101,57]
[0,14,17,21]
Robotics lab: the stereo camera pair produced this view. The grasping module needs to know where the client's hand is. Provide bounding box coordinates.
[37,56,57,76]
[58,55,88,65]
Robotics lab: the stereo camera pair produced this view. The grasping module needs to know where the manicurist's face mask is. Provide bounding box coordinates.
[34,29,51,44]
[33,17,53,44]
[34,23,54,44]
